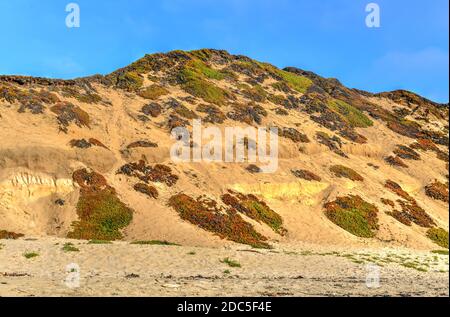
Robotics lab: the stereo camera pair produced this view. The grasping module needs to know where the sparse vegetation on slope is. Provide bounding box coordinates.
[384,180,435,228]
[425,181,449,203]
[168,194,270,249]
[330,165,364,182]
[222,191,286,235]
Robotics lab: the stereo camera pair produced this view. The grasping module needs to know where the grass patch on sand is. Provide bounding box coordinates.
[62,243,80,252]
[427,228,449,249]
[88,240,113,245]
[221,258,241,268]
[431,250,449,255]
[324,195,379,238]
[130,240,180,246]
[23,252,39,259]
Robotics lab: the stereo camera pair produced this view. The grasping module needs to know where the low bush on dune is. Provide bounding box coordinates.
[238,83,267,102]
[142,102,162,117]
[330,165,364,182]
[327,98,373,129]
[0,83,60,114]
[227,102,267,125]
[60,86,103,104]
[221,191,286,235]
[177,59,232,105]
[384,180,435,228]
[115,71,144,91]
[126,140,158,149]
[316,132,348,158]
[68,169,133,241]
[138,84,169,100]
[133,183,159,199]
[291,169,322,182]
[393,145,421,161]
[0,230,24,240]
[385,155,409,168]
[324,195,379,238]
[168,194,270,249]
[196,104,226,124]
[427,228,449,249]
[278,127,310,143]
[117,160,179,187]
[50,102,90,133]
[425,181,449,203]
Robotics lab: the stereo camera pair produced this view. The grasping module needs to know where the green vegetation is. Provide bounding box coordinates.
[88,240,113,244]
[168,194,270,249]
[327,99,373,128]
[178,61,231,105]
[257,62,312,93]
[116,71,144,91]
[431,250,449,255]
[62,243,79,252]
[324,195,379,238]
[68,169,134,241]
[238,83,267,102]
[130,240,180,246]
[23,252,39,259]
[221,258,241,268]
[427,228,449,249]
[138,84,169,100]
[222,192,286,235]
[275,69,312,94]
[330,165,364,182]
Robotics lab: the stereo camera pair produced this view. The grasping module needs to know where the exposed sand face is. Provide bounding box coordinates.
[0,238,448,297]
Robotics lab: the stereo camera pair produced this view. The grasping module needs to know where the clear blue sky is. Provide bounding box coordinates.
[0,0,448,102]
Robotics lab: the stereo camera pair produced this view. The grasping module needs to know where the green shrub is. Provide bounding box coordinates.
[327,99,373,128]
[330,165,364,182]
[138,84,169,100]
[427,228,449,249]
[68,169,134,241]
[62,243,79,252]
[116,71,144,91]
[24,252,39,259]
[221,258,241,268]
[168,194,270,249]
[325,195,379,238]
[222,192,286,235]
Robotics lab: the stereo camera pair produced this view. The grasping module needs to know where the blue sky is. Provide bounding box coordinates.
[0,0,448,102]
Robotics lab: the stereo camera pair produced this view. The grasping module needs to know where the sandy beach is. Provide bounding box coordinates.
[0,238,448,297]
